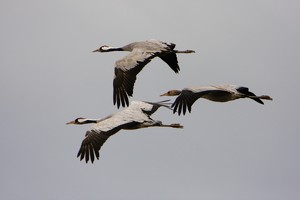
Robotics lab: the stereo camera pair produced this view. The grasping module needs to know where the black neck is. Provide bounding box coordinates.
[79,119,98,124]
[109,47,124,52]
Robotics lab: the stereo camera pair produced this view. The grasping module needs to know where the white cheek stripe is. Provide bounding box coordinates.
[101,46,114,51]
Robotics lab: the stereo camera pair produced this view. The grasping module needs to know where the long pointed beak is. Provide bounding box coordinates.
[160,92,169,97]
[92,49,99,52]
[66,121,76,125]
[261,95,273,100]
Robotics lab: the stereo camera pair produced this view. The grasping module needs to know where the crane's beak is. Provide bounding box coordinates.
[66,120,76,125]
[92,49,100,52]
[160,92,168,97]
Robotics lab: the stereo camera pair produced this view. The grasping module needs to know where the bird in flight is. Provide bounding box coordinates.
[160,84,273,115]
[93,39,195,108]
[67,100,183,163]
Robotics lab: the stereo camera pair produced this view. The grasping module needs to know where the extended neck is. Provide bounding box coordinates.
[93,46,124,53]
[106,47,123,51]
[80,119,98,124]
[67,118,99,125]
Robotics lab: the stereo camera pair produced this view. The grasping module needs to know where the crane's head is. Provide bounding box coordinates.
[160,90,182,97]
[92,45,111,52]
[259,95,273,100]
[66,117,97,125]
[66,118,85,125]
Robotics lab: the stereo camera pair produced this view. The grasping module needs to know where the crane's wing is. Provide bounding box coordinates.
[147,40,180,73]
[158,53,180,73]
[236,87,264,104]
[77,130,112,163]
[113,50,157,108]
[77,111,145,163]
[171,90,205,115]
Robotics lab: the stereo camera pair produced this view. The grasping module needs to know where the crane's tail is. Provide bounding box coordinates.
[144,99,173,110]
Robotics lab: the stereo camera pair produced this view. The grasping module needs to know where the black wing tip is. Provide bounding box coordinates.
[77,148,99,164]
[253,98,264,105]
[172,97,193,116]
[113,89,130,108]
[77,152,99,164]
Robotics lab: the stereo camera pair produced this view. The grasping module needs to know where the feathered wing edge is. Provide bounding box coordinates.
[77,123,129,163]
[76,100,182,163]
[113,51,157,108]
[171,90,205,115]
[77,130,111,163]
[159,53,180,73]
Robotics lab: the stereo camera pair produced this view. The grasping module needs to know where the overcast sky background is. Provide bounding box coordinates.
[1,0,299,199]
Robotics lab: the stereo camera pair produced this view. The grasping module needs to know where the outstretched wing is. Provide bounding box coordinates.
[159,53,180,73]
[77,111,145,163]
[172,90,207,115]
[148,40,180,73]
[77,130,112,163]
[113,50,157,108]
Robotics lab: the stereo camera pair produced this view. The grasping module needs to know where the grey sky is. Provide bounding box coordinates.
[1,0,299,199]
